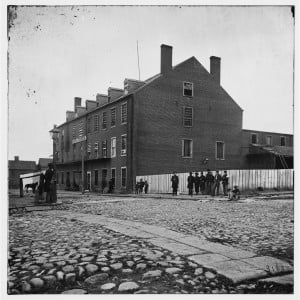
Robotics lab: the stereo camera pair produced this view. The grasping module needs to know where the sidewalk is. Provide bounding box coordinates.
[40,210,293,285]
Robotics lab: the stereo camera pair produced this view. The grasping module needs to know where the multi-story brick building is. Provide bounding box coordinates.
[54,44,293,192]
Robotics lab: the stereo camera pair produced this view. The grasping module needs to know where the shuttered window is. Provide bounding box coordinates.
[183,106,193,127]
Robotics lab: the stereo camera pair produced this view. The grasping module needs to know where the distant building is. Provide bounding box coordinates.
[52,44,293,193]
[37,158,53,171]
[8,156,36,188]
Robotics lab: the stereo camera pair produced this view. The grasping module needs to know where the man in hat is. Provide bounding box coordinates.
[194,172,200,195]
[171,171,179,196]
[45,163,54,203]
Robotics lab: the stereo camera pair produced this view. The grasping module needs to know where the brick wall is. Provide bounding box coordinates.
[134,57,243,176]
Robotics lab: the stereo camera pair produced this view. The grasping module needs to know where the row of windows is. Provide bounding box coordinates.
[72,103,127,138]
[182,139,225,160]
[58,167,127,188]
[251,133,286,146]
[73,135,127,159]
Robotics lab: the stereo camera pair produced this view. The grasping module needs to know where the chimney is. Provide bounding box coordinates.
[74,97,82,111]
[96,94,109,107]
[66,111,76,122]
[14,156,19,161]
[160,44,173,74]
[210,56,221,85]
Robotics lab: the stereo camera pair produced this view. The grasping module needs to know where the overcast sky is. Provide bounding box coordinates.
[7,5,294,161]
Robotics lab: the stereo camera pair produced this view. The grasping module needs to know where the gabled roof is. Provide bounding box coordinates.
[9,160,36,170]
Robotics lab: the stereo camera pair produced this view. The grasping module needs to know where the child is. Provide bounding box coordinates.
[229,185,240,201]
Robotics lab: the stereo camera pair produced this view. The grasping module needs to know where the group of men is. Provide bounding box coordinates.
[171,170,240,200]
[135,178,149,194]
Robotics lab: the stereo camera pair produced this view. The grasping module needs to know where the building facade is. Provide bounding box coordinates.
[54,44,293,192]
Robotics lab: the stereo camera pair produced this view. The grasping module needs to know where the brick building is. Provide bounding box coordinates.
[8,156,37,188]
[54,44,293,192]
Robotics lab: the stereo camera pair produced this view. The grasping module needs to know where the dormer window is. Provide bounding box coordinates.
[183,82,193,97]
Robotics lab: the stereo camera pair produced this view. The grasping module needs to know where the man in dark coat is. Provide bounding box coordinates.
[221,171,229,196]
[199,171,206,194]
[38,172,45,200]
[212,170,222,196]
[171,171,179,196]
[187,172,194,196]
[45,163,54,203]
[205,170,214,195]
[194,172,200,195]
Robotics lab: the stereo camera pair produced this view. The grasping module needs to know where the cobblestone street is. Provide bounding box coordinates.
[8,192,294,294]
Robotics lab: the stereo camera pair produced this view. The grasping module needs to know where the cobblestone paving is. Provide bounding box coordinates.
[8,213,250,294]
[63,198,294,263]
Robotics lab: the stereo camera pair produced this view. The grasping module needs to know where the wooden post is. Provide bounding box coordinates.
[19,178,23,197]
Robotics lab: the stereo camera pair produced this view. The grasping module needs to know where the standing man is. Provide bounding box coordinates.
[144,180,149,194]
[199,171,206,195]
[171,171,179,196]
[45,163,54,203]
[187,172,194,196]
[222,171,229,196]
[212,170,222,196]
[205,169,214,195]
[194,172,200,195]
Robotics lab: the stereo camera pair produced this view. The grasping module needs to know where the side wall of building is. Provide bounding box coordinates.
[134,58,244,176]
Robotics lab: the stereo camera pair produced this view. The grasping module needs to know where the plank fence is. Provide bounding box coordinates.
[136,169,294,194]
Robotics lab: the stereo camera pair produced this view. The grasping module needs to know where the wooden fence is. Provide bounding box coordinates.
[136,169,294,194]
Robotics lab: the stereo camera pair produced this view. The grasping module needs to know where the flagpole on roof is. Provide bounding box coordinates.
[137,40,141,80]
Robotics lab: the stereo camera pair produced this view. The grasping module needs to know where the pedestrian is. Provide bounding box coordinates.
[144,180,149,194]
[194,172,200,195]
[44,163,54,203]
[139,178,145,194]
[187,172,194,196]
[229,185,240,201]
[135,182,139,194]
[205,169,214,195]
[108,178,114,193]
[212,170,222,196]
[199,171,206,194]
[221,171,229,196]
[38,172,45,200]
[171,171,179,196]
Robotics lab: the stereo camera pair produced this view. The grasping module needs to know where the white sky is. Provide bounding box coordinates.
[7,5,294,161]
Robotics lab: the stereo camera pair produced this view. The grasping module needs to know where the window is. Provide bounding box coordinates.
[121,103,127,124]
[121,167,127,188]
[87,117,92,134]
[183,107,193,127]
[280,136,286,146]
[111,107,116,127]
[216,141,225,160]
[111,137,116,158]
[102,140,107,158]
[61,172,64,184]
[72,124,76,139]
[102,112,107,129]
[94,115,99,131]
[183,82,193,97]
[94,170,98,186]
[78,122,84,137]
[94,142,99,158]
[266,135,272,145]
[121,134,127,156]
[251,133,257,144]
[87,143,91,158]
[182,139,193,158]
